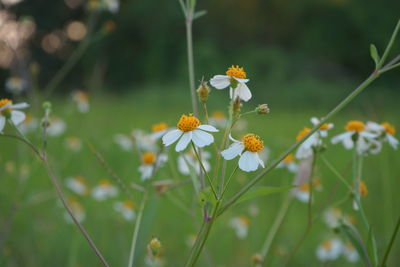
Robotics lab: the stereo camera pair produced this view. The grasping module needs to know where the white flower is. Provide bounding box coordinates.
[366,121,398,150]
[18,114,39,134]
[65,176,88,195]
[210,65,252,102]
[331,120,377,155]
[316,238,343,262]
[91,180,118,201]
[132,129,157,151]
[221,133,265,172]
[343,242,359,263]
[64,199,85,223]
[323,207,343,228]
[114,134,134,151]
[162,114,218,152]
[72,90,89,113]
[114,200,135,221]
[208,111,228,129]
[310,117,334,137]
[295,127,321,159]
[277,154,298,173]
[46,117,66,137]
[103,0,119,13]
[294,183,310,203]
[229,216,250,239]
[5,76,26,95]
[0,99,29,132]
[139,152,168,180]
[150,122,170,140]
[65,136,82,152]
[177,150,211,176]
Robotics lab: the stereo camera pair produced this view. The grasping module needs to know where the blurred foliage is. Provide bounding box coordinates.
[1,0,400,92]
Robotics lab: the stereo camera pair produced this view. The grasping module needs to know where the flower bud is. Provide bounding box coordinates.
[233,97,241,117]
[251,253,263,264]
[42,101,52,110]
[148,237,162,257]
[256,104,270,115]
[196,80,210,103]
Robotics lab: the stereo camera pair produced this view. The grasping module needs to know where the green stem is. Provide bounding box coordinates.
[220,165,239,198]
[191,142,218,199]
[127,189,148,267]
[377,19,400,69]
[380,214,400,267]
[321,155,353,191]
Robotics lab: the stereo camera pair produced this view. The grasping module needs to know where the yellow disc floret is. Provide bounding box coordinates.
[226,65,247,79]
[381,122,395,136]
[238,216,250,226]
[0,98,12,115]
[299,183,310,192]
[123,200,135,209]
[177,114,200,132]
[345,120,365,132]
[283,154,294,164]
[152,122,168,132]
[142,152,156,165]
[296,127,311,142]
[242,133,264,152]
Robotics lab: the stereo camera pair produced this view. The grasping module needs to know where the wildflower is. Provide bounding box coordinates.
[177,150,211,176]
[210,65,252,102]
[343,242,359,263]
[366,121,398,150]
[64,198,86,223]
[310,117,334,137]
[295,127,321,159]
[5,76,25,95]
[316,238,343,262]
[323,207,354,228]
[65,176,88,195]
[65,136,82,152]
[72,90,89,113]
[148,238,162,257]
[132,129,157,151]
[0,99,29,132]
[229,216,250,239]
[114,200,135,221]
[208,111,228,128]
[295,183,310,203]
[221,133,265,172]
[331,120,377,155]
[46,117,66,137]
[162,114,218,152]
[114,134,134,151]
[150,122,169,140]
[92,179,118,201]
[277,154,298,173]
[139,152,168,180]
[18,114,39,134]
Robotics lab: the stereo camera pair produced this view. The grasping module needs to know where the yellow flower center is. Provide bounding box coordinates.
[381,122,395,135]
[142,152,156,165]
[0,98,12,114]
[238,216,250,226]
[123,200,134,209]
[242,133,264,152]
[296,127,311,142]
[75,91,88,102]
[75,176,86,184]
[226,65,247,79]
[177,114,200,132]
[359,181,368,196]
[345,120,365,132]
[322,240,333,251]
[299,183,310,192]
[283,154,294,164]
[152,122,168,132]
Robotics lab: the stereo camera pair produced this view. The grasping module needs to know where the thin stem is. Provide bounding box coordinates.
[127,189,148,267]
[321,155,353,191]
[191,142,218,199]
[220,165,239,198]
[218,71,380,217]
[380,214,400,267]
[377,19,400,69]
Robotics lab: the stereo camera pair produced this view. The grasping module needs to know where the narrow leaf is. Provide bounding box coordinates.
[193,10,207,20]
[340,223,372,267]
[236,186,293,205]
[366,227,379,266]
[370,44,380,67]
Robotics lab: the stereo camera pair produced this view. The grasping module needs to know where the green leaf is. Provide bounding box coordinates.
[366,226,379,266]
[197,187,217,207]
[193,10,207,20]
[236,186,293,205]
[340,223,372,267]
[370,44,380,67]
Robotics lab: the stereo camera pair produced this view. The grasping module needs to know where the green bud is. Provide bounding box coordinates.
[42,101,52,110]
[256,104,270,115]
[196,80,210,103]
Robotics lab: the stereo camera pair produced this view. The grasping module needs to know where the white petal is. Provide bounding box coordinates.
[229,87,233,98]
[209,75,230,89]
[256,153,265,168]
[175,131,192,152]
[229,134,241,143]
[0,116,5,131]
[11,110,26,125]
[11,102,29,109]
[387,134,398,149]
[310,117,319,125]
[192,130,214,148]
[360,131,377,140]
[238,151,259,172]
[234,83,252,102]
[233,77,249,83]
[197,124,219,132]
[162,129,183,146]
[331,132,352,145]
[221,143,244,160]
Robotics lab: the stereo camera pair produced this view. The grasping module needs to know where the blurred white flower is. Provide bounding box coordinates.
[46,117,66,137]
[208,111,228,129]
[295,127,321,159]
[162,114,218,152]
[103,0,119,13]
[65,136,82,152]
[114,134,134,151]
[150,122,169,140]
[310,117,334,137]
[18,113,39,134]
[65,176,88,195]
[114,200,135,221]
[221,134,265,172]
[229,216,250,239]
[177,150,211,176]
[139,152,168,180]
[343,242,359,263]
[5,76,25,95]
[294,183,310,203]
[64,198,85,223]
[323,207,343,228]
[92,179,118,201]
[366,121,398,150]
[210,65,252,102]
[0,98,29,132]
[132,129,157,151]
[72,90,89,113]
[316,238,343,262]
[277,153,298,173]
